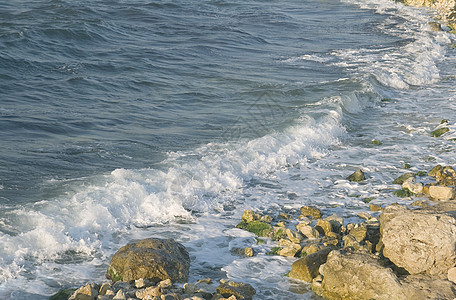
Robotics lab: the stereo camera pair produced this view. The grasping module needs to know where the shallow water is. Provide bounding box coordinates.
[0,0,455,298]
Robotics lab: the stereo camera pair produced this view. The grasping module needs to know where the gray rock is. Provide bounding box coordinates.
[380,204,456,275]
[106,238,190,283]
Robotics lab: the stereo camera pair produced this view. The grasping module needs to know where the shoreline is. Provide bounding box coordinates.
[55,161,456,299]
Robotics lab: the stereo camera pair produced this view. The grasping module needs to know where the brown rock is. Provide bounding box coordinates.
[300,206,322,219]
[288,248,332,282]
[216,280,256,300]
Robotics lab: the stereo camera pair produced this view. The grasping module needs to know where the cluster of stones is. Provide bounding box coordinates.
[401,0,456,31]
[235,164,456,299]
[52,238,255,300]
[394,164,456,200]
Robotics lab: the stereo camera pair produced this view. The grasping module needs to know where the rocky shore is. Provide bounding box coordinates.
[401,0,456,30]
[51,161,456,300]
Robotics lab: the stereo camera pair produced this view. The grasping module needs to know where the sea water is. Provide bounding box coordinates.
[0,0,455,299]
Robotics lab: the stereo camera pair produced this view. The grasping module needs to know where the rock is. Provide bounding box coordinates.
[317,250,456,300]
[241,210,261,223]
[301,244,320,256]
[342,235,364,251]
[300,206,322,219]
[288,248,332,282]
[315,219,333,236]
[380,204,456,275]
[99,283,112,295]
[317,250,408,300]
[393,172,414,185]
[428,185,455,200]
[347,168,366,182]
[357,211,372,220]
[106,238,190,283]
[429,21,442,31]
[246,221,272,237]
[136,286,163,299]
[402,177,423,194]
[348,224,367,242]
[431,127,449,137]
[49,289,76,300]
[429,164,444,177]
[402,274,456,299]
[69,283,99,300]
[286,228,305,243]
[216,280,256,300]
[112,289,127,300]
[369,204,382,211]
[448,267,456,284]
[277,243,301,257]
[433,165,456,186]
[244,247,254,257]
[297,224,320,239]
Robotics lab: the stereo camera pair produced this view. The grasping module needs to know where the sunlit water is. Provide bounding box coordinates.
[0,0,455,298]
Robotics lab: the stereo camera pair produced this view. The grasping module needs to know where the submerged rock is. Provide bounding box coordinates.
[106,238,190,283]
[347,168,366,182]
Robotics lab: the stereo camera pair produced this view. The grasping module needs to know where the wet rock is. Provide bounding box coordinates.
[69,283,99,300]
[429,21,442,31]
[49,289,76,300]
[216,280,256,300]
[369,204,382,211]
[277,242,301,257]
[347,168,366,182]
[431,165,456,186]
[106,238,190,283]
[288,248,332,282]
[402,177,423,194]
[431,127,449,137]
[300,206,322,219]
[241,210,261,223]
[380,204,456,275]
[393,172,414,185]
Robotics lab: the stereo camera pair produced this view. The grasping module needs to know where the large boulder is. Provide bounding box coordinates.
[380,204,456,275]
[106,238,190,283]
[317,250,408,300]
